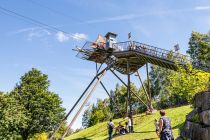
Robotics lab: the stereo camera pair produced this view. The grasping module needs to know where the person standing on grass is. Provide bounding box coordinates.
[158,110,174,140]
[127,115,132,133]
[107,119,114,140]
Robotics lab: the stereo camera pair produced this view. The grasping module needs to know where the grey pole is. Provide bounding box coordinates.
[110,69,149,109]
[61,68,108,138]
[49,66,111,139]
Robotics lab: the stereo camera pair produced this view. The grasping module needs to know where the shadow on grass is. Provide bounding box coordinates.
[141,138,157,140]
[102,132,158,140]
[134,130,155,133]
[72,137,91,140]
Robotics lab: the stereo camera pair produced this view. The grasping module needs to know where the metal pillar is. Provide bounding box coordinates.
[49,66,111,139]
[95,63,121,115]
[146,63,153,111]
[136,71,150,104]
[127,59,133,132]
[61,68,108,138]
[99,80,122,116]
[110,69,149,109]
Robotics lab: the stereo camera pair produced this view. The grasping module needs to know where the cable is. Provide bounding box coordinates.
[0,6,88,41]
[25,0,84,23]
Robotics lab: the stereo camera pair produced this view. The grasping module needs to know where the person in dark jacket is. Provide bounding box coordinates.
[158,110,174,140]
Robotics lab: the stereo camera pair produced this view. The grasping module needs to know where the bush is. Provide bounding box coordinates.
[33,133,48,140]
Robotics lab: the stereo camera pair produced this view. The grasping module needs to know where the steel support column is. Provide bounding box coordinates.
[127,59,133,132]
[136,71,150,104]
[110,69,149,109]
[98,80,122,116]
[61,67,108,138]
[146,63,153,111]
[49,65,111,139]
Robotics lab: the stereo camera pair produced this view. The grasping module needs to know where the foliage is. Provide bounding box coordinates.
[32,133,48,140]
[87,98,113,127]
[82,82,149,128]
[0,93,27,140]
[187,31,210,64]
[149,65,173,108]
[82,107,91,128]
[150,62,209,109]
[166,63,210,103]
[53,122,69,139]
[0,92,28,140]
[10,68,65,140]
[190,114,200,123]
[112,83,143,118]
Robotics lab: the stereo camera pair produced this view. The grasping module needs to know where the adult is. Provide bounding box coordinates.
[124,122,129,133]
[158,110,174,140]
[107,119,114,140]
[127,115,132,133]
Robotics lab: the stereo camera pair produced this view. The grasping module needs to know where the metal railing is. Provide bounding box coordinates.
[75,41,210,72]
[112,41,190,64]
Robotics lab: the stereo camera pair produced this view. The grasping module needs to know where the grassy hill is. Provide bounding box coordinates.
[65,105,192,140]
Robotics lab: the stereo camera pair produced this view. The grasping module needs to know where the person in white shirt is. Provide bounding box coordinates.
[125,115,132,133]
[128,116,132,133]
[107,119,114,140]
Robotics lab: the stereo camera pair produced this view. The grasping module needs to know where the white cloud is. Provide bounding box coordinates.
[10,27,51,41]
[85,14,138,24]
[11,27,88,43]
[195,6,210,10]
[56,32,88,42]
[56,31,69,42]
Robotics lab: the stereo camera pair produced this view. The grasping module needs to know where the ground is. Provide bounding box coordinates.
[65,105,192,140]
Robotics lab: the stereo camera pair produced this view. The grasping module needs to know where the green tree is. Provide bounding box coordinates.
[112,83,143,118]
[0,92,28,139]
[149,65,174,108]
[187,31,210,64]
[10,68,65,140]
[82,108,91,128]
[166,63,210,103]
[88,99,112,127]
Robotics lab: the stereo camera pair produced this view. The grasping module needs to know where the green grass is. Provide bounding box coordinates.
[65,105,192,140]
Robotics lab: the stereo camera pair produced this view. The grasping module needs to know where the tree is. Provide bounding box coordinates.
[166,63,210,103]
[82,108,91,128]
[88,99,113,127]
[149,65,174,108]
[0,92,28,139]
[187,31,210,65]
[111,83,144,118]
[10,68,65,140]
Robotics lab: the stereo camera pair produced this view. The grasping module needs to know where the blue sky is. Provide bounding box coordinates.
[0,0,210,129]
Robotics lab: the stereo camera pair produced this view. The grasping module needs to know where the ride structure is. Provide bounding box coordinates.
[49,32,210,139]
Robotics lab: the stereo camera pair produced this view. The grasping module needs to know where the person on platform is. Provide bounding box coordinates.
[158,110,174,140]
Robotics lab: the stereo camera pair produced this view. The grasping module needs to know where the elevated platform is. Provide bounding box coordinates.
[76,41,210,74]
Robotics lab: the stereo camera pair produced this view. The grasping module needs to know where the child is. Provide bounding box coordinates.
[154,119,159,136]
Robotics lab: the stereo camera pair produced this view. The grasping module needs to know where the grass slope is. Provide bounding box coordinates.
[66,105,192,140]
